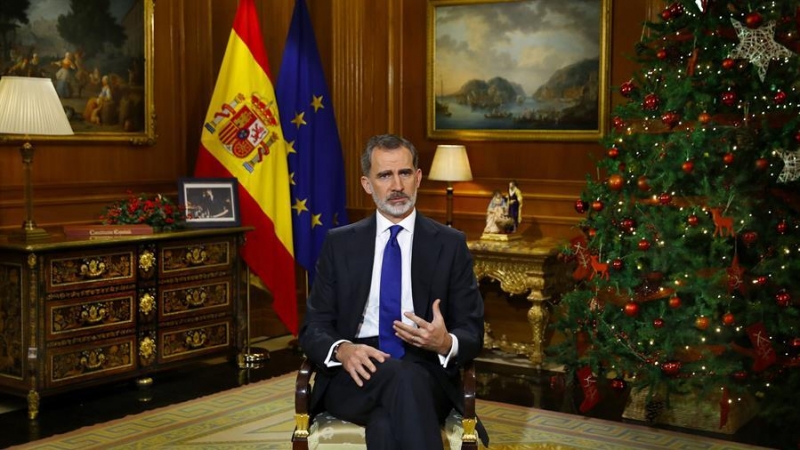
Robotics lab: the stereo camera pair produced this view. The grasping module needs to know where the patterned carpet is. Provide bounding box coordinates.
[9,373,769,450]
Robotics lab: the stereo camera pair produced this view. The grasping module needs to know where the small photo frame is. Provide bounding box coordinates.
[178,178,240,228]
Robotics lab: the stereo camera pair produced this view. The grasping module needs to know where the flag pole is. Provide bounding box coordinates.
[238,265,270,368]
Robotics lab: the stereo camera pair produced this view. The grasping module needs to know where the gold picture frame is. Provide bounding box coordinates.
[427,0,611,141]
[0,0,156,145]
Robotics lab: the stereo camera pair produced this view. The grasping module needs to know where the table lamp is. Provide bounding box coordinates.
[0,76,74,241]
[428,144,472,227]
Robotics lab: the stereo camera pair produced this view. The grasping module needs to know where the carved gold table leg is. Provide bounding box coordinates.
[526,295,549,366]
[27,389,40,420]
[526,276,550,367]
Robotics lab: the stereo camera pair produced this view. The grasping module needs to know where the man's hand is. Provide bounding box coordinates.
[336,342,389,387]
[394,299,452,355]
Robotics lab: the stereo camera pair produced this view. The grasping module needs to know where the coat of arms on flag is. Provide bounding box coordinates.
[203,92,281,173]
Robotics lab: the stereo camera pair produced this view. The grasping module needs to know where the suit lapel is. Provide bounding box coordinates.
[346,214,377,330]
[411,213,440,320]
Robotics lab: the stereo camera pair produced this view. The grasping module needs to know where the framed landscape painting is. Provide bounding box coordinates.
[427,0,611,141]
[0,0,155,145]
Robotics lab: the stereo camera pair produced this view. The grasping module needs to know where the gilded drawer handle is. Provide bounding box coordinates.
[185,330,207,349]
[139,336,156,359]
[185,247,208,265]
[80,259,107,278]
[139,293,156,315]
[139,250,156,271]
[80,350,106,370]
[185,288,208,307]
[81,304,108,324]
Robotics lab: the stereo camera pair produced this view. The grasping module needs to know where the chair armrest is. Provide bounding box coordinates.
[462,360,476,420]
[293,357,316,446]
[295,358,315,416]
[460,360,479,448]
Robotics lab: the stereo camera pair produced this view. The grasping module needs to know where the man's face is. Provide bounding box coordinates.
[360,146,422,222]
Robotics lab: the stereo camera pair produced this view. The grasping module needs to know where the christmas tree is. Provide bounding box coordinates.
[551,1,800,446]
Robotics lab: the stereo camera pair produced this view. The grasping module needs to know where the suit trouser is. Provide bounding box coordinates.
[323,356,451,450]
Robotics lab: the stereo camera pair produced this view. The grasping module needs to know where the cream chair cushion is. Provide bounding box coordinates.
[307,409,468,450]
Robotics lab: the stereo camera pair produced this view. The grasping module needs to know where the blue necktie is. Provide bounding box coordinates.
[379,225,404,358]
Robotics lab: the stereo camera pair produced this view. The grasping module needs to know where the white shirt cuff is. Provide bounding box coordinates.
[324,339,350,367]
[438,333,459,366]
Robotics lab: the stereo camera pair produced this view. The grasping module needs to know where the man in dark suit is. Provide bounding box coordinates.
[298,134,487,449]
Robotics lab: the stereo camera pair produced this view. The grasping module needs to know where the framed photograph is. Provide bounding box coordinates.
[0,0,155,145]
[178,178,241,228]
[427,0,611,141]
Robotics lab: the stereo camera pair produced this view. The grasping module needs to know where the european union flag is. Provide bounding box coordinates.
[277,0,349,287]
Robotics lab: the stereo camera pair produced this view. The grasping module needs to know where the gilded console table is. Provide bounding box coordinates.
[467,237,571,366]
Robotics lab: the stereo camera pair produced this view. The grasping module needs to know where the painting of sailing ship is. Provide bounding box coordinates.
[427,0,610,141]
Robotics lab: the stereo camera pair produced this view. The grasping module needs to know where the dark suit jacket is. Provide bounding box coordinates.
[298,211,484,421]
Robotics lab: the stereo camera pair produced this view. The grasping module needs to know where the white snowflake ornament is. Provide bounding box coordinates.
[778,149,800,183]
[729,19,794,82]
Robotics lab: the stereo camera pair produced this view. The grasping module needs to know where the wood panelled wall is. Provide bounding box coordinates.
[0,0,659,334]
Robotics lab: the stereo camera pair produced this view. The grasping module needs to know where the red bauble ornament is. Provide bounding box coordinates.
[744,11,763,29]
[637,176,651,192]
[723,152,735,165]
[776,290,791,307]
[722,58,735,70]
[612,258,623,271]
[722,312,735,326]
[610,378,627,392]
[695,316,710,330]
[661,360,682,377]
[721,91,737,107]
[613,116,625,131]
[588,228,597,238]
[681,160,694,174]
[698,112,711,124]
[638,238,651,251]
[755,158,769,170]
[643,93,660,111]
[742,230,758,246]
[658,192,672,205]
[668,296,681,309]
[591,200,605,212]
[756,275,768,286]
[687,214,699,226]
[777,220,788,234]
[620,81,635,98]
[653,317,665,328]
[607,174,624,191]
[656,48,668,60]
[732,370,748,382]
[661,9,672,21]
[574,200,589,214]
[624,301,640,317]
[620,217,637,233]
[661,111,679,128]
[774,91,787,104]
[608,146,619,158]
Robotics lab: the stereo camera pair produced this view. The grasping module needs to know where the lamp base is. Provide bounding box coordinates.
[10,225,50,241]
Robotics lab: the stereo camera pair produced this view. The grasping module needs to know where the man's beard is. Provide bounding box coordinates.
[373,190,416,219]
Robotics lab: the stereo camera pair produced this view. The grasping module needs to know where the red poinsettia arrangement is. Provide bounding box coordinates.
[100,191,186,231]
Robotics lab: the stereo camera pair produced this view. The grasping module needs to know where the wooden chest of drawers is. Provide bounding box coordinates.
[0,227,249,418]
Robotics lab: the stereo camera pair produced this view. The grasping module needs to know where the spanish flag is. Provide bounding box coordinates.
[194,0,298,334]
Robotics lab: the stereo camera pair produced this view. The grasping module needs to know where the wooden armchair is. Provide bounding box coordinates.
[292,357,479,450]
